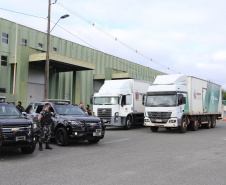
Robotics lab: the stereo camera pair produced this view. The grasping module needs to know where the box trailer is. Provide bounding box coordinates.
[144,74,222,133]
[92,79,150,129]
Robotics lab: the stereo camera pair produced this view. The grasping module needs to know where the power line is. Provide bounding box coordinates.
[0,8,161,80]
[56,0,180,74]
[0,8,47,20]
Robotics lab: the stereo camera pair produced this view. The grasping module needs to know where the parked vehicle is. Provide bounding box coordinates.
[144,74,222,133]
[92,79,150,129]
[0,97,36,154]
[25,100,105,146]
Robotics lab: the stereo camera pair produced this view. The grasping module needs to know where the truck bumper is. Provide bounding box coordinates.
[144,117,178,128]
[102,117,125,127]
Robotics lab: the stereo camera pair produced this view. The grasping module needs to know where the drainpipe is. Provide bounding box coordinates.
[13,23,18,94]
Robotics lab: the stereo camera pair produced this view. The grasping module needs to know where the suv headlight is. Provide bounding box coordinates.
[70,120,82,126]
[33,123,37,129]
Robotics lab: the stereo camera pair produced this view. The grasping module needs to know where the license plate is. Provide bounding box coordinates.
[93,129,102,136]
[155,119,163,122]
[16,136,26,141]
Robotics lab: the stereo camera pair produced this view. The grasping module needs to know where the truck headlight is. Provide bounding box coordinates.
[115,112,119,117]
[70,120,82,126]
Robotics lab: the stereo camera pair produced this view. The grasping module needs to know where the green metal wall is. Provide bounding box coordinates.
[0,18,166,106]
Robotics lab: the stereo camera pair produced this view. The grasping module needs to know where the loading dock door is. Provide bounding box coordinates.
[27,69,45,105]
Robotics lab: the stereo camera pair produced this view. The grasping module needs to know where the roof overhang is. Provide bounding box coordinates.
[28,52,95,72]
[93,73,131,80]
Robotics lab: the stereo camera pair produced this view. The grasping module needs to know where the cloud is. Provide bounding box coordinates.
[212,51,226,61]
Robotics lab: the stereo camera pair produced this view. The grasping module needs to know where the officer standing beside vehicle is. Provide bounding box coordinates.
[38,103,54,151]
[16,101,25,113]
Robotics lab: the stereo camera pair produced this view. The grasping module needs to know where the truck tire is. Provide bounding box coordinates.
[191,118,199,131]
[211,116,216,128]
[150,126,158,132]
[88,138,100,144]
[205,116,211,129]
[55,127,69,146]
[179,118,187,133]
[20,143,36,154]
[124,116,132,130]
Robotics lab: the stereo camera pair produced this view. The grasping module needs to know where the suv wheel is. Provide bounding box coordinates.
[88,138,100,144]
[55,127,68,146]
[20,143,36,154]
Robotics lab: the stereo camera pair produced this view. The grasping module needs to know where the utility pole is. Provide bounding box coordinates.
[45,0,51,101]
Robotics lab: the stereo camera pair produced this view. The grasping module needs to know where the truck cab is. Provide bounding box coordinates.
[92,79,150,129]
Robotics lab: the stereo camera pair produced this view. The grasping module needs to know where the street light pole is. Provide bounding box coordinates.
[45,0,51,101]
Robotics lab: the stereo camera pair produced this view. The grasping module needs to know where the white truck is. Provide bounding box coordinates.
[92,79,150,129]
[144,74,222,133]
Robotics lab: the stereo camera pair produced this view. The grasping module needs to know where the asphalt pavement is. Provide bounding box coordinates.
[0,121,226,185]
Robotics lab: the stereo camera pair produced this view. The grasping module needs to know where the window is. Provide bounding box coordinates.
[21,38,27,46]
[126,95,132,105]
[36,105,44,113]
[1,55,7,66]
[38,43,43,49]
[2,33,8,44]
[25,105,32,114]
[53,47,57,53]
[0,88,6,93]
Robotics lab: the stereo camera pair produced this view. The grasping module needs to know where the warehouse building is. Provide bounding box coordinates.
[0,18,165,106]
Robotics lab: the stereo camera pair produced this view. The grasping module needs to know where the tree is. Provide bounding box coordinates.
[222,90,226,100]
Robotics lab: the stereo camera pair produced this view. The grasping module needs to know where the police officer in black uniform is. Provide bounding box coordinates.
[16,101,25,113]
[38,103,54,151]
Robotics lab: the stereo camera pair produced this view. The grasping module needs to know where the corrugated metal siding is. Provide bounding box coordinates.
[0,18,166,106]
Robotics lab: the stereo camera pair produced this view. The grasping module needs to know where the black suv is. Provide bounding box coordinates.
[0,97,36,154]
[25,100,105,146]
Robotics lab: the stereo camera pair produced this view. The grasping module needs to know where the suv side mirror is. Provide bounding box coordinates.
[22,112,27,117]
[90,95,93,104]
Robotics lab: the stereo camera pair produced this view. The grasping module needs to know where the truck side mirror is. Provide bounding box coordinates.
[90,95,93,104]
[142,95,146,105]
[182,97,186,104]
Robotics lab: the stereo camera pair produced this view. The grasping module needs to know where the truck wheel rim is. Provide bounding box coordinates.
[195,120,199,129]
[127,120,131,127]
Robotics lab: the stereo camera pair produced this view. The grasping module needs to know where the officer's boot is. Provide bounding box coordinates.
[45,142,52,149]
[39,142,43,151]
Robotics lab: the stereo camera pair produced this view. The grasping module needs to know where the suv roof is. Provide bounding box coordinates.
[29,99,70,105]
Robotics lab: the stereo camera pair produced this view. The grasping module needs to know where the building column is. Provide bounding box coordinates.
[72,70,76,104]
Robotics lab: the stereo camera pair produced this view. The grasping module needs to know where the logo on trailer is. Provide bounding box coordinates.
[135,92,139,101]
[211,92,218,104]
[193,90,197,99]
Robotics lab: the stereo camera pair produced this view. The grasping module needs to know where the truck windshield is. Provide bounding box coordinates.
[146,95,176,107]
[0,105,21,116]
[94,97,118,105]
[55,105,85,115]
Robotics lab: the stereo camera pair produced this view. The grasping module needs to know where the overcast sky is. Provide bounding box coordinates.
[1,0,226,89]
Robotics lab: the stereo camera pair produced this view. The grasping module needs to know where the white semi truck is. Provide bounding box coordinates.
[92,79,150,129]
[144,74,222,133]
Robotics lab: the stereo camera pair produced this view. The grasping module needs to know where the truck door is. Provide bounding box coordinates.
[202,88,207,113]
[120,94,133,117]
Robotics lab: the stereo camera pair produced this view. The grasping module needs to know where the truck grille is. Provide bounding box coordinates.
[148,112,172,120]
[2,125,32,135]
[97,108,112,123]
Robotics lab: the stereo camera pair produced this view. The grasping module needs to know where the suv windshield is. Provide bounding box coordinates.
[94,97,118,105]
[146,94,176,107]
[0,104,21,116]
[55,104,85,115]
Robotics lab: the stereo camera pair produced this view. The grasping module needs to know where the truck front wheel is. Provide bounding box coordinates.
[124,116,132,130]
[179,118,187,133]
[150,126,158,132]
